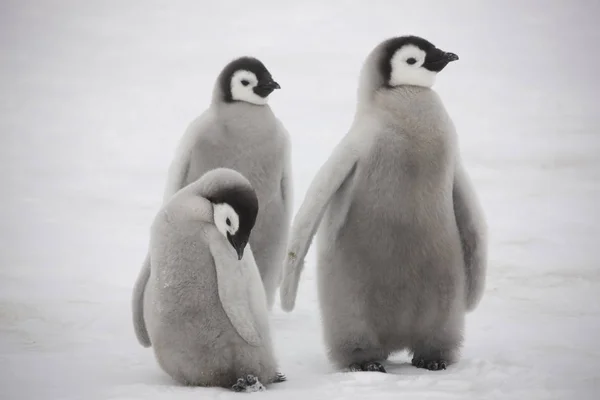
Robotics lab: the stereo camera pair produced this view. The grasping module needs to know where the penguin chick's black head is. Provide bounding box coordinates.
[378,35,459,88]
[218,56,281,104]
[207,185,259,260]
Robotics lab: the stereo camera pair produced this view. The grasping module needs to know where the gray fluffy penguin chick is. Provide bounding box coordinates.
[137,168,285,392]
[132,57,292,346]
[166,56,293,311]
[280,35,487,373]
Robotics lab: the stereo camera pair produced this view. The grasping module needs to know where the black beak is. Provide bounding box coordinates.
[253,79,281,98]
[227,233,248,260]
[423,50,459,72]
[444,52,459,62]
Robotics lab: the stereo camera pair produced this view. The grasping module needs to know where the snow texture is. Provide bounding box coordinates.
[1,0,599,399]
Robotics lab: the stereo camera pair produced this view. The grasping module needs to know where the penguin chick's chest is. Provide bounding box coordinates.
[322,106,464,309]
[355,111,457,220]
[189,116,285,199]
[327,99,463,273]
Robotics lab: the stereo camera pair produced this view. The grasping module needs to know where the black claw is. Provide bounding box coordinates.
[365,361,386,373]
[412,358,425,368]
[231,374,263,392]
[349,363,362,372]
[232,379,245,392]
[412,357,448,371]
[274,372,287,383]
[365,363,377,371]
[349,361,386,373]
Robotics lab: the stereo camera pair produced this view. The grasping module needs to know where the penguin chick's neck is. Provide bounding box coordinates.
[360,84,433,114]
[210,100,277,137]
[381,84,432,101]
[212,98,275,118]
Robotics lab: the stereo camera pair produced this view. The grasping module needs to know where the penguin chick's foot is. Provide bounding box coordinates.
[231,375,266,392]
[273,372,287,383]
[411,357,448,371]
[349,361,386,373]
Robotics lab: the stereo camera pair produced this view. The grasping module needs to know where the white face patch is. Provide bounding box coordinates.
[230,70,269,105]
[213,203,240,238]
[389,44,437,88]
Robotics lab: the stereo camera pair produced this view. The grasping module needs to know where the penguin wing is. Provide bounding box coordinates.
[210,238,263,346]
[162,111,213,204]
[278,121,294,231]
[131,253,152,347]
[280,136,360,312]
[453,157,488,311]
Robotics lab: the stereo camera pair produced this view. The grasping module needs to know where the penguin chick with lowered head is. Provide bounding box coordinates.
[280,35,487,373]
[134,168,285,392]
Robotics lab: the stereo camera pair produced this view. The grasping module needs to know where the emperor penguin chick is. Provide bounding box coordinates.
[135,168,285,392]
[133,57,292,333]
[280,36,488,373]
[167,56,293,310]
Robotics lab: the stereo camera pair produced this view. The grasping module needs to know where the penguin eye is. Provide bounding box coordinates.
[241,79,250,86]
[406,58,417,65]
[226,218,231,226]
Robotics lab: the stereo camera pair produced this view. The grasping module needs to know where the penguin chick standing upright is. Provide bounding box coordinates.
[169,57,293,311]
[132,57,293,347]
[280,36,487,373]
[137,168,285,392]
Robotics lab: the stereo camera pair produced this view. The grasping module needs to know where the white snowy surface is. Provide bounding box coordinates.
[1,0,599,399]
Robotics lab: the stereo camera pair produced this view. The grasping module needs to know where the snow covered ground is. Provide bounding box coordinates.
[1,0,599,399]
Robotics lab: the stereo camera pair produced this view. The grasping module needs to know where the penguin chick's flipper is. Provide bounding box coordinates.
[453,158,488,311]
[349,361,386,373]
[280,137,359,311]
[273,372,287,383]
[231,375,266,392]
[210,240,262,346]
[131,253,152,347]
[279,121,294,227]
[411,357,448,371]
